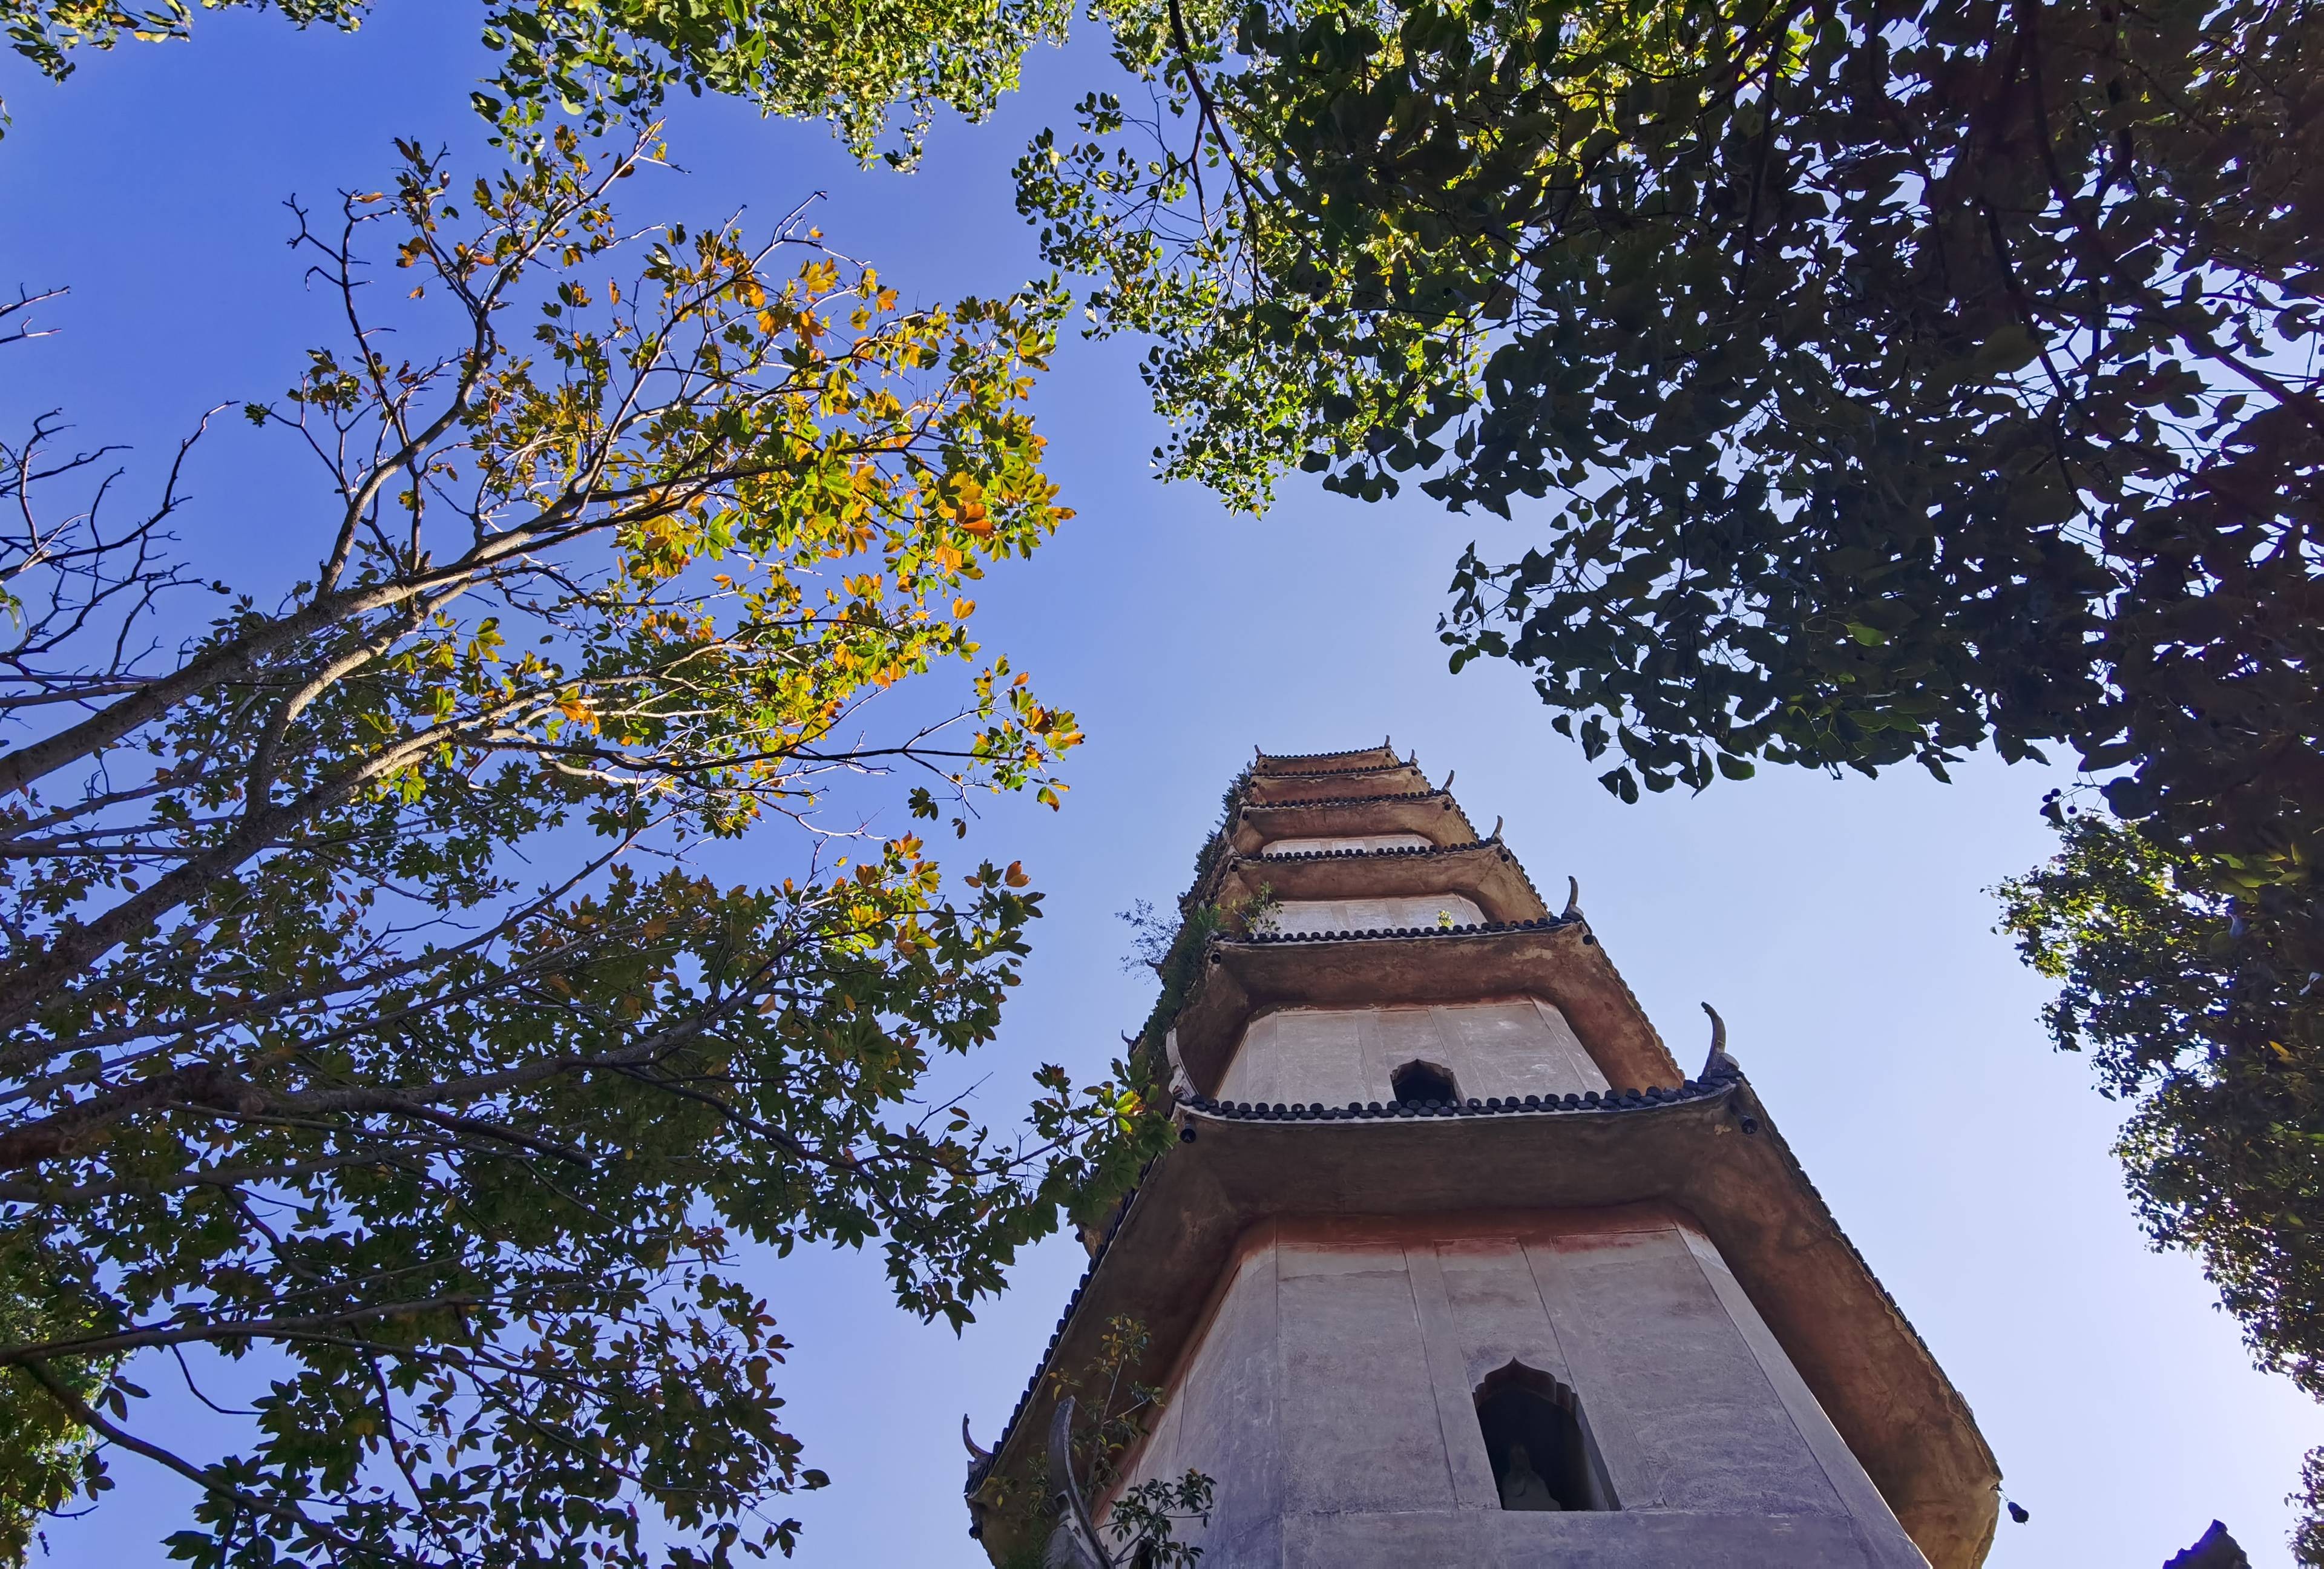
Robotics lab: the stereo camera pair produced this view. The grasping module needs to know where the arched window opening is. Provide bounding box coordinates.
[1391,1060,1457,1105]
[1473,1362,1615,1513]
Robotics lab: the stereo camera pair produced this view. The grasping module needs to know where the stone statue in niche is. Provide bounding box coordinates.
[1495,1441,1564,1511]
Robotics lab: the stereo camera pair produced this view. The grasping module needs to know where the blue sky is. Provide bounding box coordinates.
[2,6,2314,1564]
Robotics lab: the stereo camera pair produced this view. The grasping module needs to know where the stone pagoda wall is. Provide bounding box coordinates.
[1212,1001,1607,1107]
[1103,1210,1930,1568]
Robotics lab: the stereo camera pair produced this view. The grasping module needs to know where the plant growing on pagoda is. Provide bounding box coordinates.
[1115,768,1254,1069]
[981,1314,1214,1569]
[0,127,1171,1567]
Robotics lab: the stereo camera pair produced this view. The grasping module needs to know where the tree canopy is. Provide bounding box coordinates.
[0,129,1164,1565]
[1,0,1065,159]
[1999,814,2324,1561]
[1022,0,2313,829]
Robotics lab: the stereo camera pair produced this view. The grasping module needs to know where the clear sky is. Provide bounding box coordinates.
[2,7,2315,1565]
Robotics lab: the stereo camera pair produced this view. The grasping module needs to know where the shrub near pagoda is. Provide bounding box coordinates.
[0,129,1167,1568]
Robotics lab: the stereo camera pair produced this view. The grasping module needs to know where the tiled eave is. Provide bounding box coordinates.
[1252,742,1400,772]
[1228,789,1477,855]
[967,1074,2001,1569]
[1170,922,1679,1097]
[1208,837,1552,923]
[1242,761,1431,806]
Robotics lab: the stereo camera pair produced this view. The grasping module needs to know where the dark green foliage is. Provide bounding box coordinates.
[0,1238,111,1567]
[2298,1453,2324,1568]
[1023,0,2319,858]
[1026,0,2316,824]
[1107,1467,1215,1567]
[1999,814,2324,1564]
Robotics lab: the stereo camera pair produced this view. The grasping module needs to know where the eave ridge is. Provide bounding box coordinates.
[1245,836,1494,863]
[1249,761,1419,782]
[1180,1076,1733,1121]
[1728,1077,1983,1460]
[1235,835,1556,920]
[1239,786,1450,812]
[1253,739,1396,766]
[1204,834,1530,912]
[1237,913,1572,943]
[970,1062,1751,1503]
[970,1154,1151,1502]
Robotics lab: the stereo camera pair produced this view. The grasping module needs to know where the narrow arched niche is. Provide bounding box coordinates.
[1473,1361,1616,1513]
[1390,1059,1457,1105]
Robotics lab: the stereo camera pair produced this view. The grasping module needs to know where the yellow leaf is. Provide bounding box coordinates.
[1003,861,1030,888]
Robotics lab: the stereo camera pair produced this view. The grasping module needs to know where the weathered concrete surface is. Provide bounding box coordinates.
[1103,1212,1931,1568]
[1173,925,1682,1099]
[1215,841,1551,924]
[1267,893,1488,935]
[1216,1000,1608,1105]
[971,1099,1999,1569]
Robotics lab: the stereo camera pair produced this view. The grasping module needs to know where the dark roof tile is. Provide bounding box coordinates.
[1253,741,1398,765]
[1241,788,1452,812]
[1240,915,1572,943]
[1247,838,1493,863]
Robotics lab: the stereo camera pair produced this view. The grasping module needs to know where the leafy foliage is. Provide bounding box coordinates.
[1998,814,2324,1562]
[0,1237,111,1567]
[2299,1450,2324,1568]
[1105,1469,1214,1568]
[1997,816,2324,1400]
[0,131,1169,1566]
[0,0,1065,161]
[1022,0,2317,821]
[1117,883,1270,976]
[984,1314,1213,1569]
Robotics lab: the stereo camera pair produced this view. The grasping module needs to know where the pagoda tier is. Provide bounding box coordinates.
[967,748,1998,1569]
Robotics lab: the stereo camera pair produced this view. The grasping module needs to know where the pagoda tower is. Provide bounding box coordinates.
[965,743,2000,1568]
